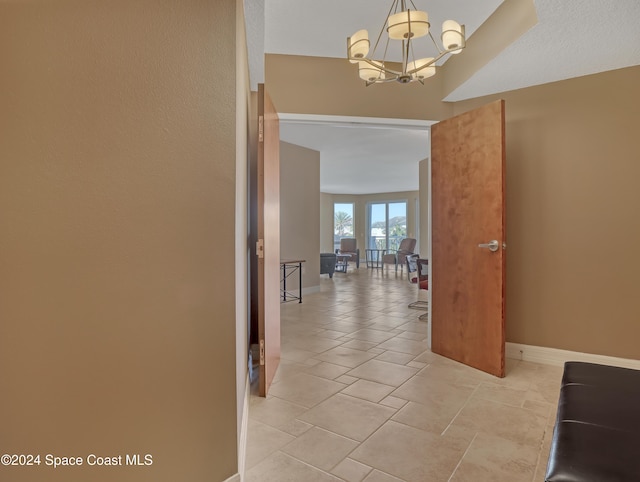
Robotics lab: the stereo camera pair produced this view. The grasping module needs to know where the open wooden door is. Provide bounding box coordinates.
[257,84,281,396]
[431,100,506,377]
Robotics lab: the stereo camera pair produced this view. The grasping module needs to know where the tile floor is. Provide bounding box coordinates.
[246,265,562,482]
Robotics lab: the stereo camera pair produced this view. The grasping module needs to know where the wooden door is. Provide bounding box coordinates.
[431,100,506,377]
[257,84,281,396]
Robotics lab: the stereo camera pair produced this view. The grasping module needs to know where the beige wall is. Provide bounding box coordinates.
[419,158,430,258]
[235,0,250,471]
[280,142,321,291]
[266,54,453,121]
[269,47,640,361]
[322,191,421,262]
[0,1,240,481]
[320,192,335,253]
[453,66,640,360]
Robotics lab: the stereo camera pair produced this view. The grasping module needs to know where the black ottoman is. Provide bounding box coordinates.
[320,253,336,278]
[545,362,640,481]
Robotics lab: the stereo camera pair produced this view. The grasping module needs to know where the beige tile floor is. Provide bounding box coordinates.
[246,266,562,482]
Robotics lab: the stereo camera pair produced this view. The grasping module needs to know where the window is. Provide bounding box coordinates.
[367,201,407,251]
[333,202,354,252]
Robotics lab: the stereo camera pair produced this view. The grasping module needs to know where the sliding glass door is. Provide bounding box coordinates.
[367,201,407,251]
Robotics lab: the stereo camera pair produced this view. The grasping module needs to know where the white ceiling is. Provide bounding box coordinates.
[246,0,640,194]
[265,0,503,65]
[280,115,432,194]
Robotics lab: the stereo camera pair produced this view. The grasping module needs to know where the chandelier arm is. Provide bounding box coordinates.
[405,33,424,79]
[350,48,462,80]
[371,0,399,56]
[381,36,391,68]
[405,50,447,76]
[409,33,416,60]
[357,57,402,77]
[403,51,449,76]
[402,39,409,74]
[366,75,398,86]
[428,30,444,55]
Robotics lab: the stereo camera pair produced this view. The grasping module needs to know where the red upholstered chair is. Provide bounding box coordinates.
[417,258,429,291]
[406,254,419,282]
[408,258,428,318]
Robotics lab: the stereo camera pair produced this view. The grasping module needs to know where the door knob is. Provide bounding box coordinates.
[478,240,499,252]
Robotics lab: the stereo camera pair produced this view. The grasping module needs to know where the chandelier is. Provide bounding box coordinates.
[347,0,466,85]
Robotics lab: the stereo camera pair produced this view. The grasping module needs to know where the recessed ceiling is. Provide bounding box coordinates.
[246,0,640,194]
[280,115,432,195]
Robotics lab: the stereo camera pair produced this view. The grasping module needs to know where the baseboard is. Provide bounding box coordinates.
[237,374,250,481]
[282,286,320,299]
[506,342,640,370]
[303,285,320,295]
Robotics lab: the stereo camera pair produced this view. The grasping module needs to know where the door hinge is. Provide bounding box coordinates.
[259,339,265,366]
[256,239,264,258]
[258,115,264,142]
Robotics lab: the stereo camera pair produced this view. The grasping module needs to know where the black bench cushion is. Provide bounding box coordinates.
[558,384,640,430]
[561,362,640,394]
[547,421,640,482]
[545,362,640,482]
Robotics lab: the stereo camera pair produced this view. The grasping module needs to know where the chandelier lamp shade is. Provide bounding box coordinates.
[347,0,465,85]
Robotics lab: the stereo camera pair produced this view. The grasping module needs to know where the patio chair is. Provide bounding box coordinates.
[336,238,360,268]
[381,238,416,277]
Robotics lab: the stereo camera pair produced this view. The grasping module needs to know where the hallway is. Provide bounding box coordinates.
[245,267,561,481]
